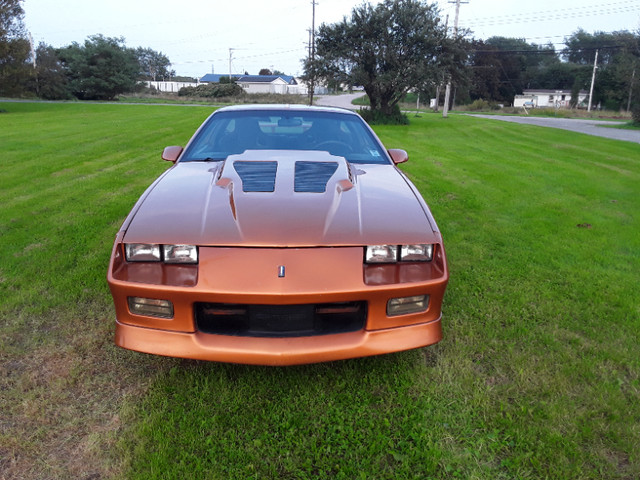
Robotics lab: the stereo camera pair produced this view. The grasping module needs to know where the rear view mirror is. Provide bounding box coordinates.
[278,117,302,127]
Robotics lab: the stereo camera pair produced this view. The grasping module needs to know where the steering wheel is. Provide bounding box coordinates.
[315,140,354,155]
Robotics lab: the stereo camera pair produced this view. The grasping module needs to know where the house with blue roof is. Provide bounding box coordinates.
[200,73,308,95]
[199,74,245,83]
[236,75,298,94]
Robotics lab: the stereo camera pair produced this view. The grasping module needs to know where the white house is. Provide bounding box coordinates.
[514,89,589,109]
[200,74,313,95]
[235,75,313,95]
[236,75,293,94]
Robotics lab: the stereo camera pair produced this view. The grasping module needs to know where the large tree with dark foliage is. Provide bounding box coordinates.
[306,0,450,117]
[563,29,639,110]
[0,0,32,96]
[31,43,72,99]
[468,37,557,103]
[57,35,140,100]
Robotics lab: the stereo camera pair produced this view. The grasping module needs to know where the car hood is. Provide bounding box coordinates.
[123,150,438,247]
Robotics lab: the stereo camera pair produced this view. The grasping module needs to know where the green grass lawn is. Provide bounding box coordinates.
[1,102,638,479]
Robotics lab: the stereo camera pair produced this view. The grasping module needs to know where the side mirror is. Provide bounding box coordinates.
[162,146,183,163]
[388,149,408,165]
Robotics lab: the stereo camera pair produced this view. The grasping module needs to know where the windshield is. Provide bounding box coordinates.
[180,110,390,164]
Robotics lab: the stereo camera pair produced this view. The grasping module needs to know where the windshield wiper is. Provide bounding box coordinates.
[191,156,226,162]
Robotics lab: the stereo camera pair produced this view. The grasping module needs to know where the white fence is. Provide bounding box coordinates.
[145,81,199,93]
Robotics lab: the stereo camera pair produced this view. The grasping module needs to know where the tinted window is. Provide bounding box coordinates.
[180,110,389,164]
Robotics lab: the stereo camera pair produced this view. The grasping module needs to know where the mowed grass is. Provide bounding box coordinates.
[1,102,639,479]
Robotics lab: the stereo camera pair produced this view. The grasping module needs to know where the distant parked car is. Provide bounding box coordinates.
[107,105,449,365]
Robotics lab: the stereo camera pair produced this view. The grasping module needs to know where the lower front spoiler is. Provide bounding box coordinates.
[114,318,442,366]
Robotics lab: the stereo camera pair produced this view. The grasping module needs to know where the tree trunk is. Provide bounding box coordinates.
[434,85,441,112]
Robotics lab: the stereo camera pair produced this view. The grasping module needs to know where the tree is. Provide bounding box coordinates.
[306,0,449,116]
[136,47,174,81]
[563,29,640,110]
[57,35,140,100]
[31,43,72,99]
[259,68,286,76]
[468,37,557,103]
[0,0,32,97]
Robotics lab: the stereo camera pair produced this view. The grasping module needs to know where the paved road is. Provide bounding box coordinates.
[315,93,366,110]
[469,114,640,144]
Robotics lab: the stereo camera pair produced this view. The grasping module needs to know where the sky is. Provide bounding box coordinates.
[22,0,640,79]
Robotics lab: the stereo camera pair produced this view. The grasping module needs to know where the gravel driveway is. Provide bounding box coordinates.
[469,114,640,144]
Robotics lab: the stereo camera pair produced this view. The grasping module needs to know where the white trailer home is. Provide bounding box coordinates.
[514,89,589,109]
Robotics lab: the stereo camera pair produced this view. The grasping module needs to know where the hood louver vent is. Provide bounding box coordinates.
[233,161,278,192]
[295,161,338,193]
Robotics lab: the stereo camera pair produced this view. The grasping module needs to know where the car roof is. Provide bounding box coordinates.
[214,104,358,116]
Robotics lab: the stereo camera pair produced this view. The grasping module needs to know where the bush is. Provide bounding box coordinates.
[359,105,409,125]
[466,99,502,111]
[178,83,245,98]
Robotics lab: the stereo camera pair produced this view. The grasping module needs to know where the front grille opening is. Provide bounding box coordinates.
[195,301,366,337]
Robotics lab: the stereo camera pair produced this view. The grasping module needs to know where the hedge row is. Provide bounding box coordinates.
[178,83,245,98]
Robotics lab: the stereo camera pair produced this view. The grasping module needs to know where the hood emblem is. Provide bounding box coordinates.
[278,266,285,278]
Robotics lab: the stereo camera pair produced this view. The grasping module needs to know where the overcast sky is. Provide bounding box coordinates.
[23,0,640,78]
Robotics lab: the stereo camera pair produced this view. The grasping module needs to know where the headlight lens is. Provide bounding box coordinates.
[365,245,398,263]
[365,244,434,263]
[124,243,198,264]
[400,244,433,262]
[163,244,198,264]
[125,243,161,262]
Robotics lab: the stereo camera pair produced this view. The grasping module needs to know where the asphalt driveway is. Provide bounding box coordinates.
[469,114,640,144]
[315,93,366,110]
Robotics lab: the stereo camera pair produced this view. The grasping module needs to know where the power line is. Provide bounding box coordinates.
[459,0,640,28]
[470,44,636,55]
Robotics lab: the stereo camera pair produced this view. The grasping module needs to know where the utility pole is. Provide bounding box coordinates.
[587,49,598,112]
[627,67,635,113]
[228,49,235,80]
[442,0,465,118]
[308,0,317,106]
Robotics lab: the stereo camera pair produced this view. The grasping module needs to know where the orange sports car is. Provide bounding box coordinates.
[107,105,448,365]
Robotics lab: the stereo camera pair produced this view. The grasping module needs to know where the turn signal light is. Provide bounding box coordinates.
[128,297,174,319]
[387,295,429,316]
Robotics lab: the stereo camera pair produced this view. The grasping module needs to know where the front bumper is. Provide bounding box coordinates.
[107,238,448,365]
[115,317,442,366]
